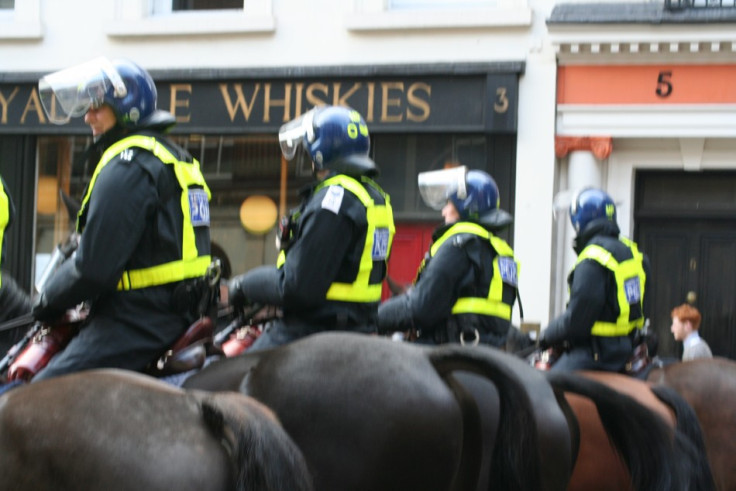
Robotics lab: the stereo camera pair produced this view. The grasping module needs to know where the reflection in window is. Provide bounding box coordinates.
[151,0,243,13]
[388,0,495,9]
[374,134,494,220]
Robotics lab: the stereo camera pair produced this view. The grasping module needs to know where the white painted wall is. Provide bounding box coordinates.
[3,0,734,328]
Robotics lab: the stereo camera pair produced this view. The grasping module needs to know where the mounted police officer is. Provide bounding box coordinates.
[31,57,212,381]
[378,166,520,348]
[539,187,650,372]
[228,105,395,350]
[0,174,32,350]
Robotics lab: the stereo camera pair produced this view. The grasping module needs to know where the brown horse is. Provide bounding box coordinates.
[647,357,736,491]
[548,370,715,491]
[184,332,693,491]
[0,369,313,491]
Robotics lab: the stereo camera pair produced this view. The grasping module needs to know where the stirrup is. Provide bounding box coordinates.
[460,329,480,346]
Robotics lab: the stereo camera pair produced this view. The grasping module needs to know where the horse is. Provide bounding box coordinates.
[647,357,736,491]
[548,370,715,491]
[183,331,692,491]
[185,332,573,490]
[0,369,313,491]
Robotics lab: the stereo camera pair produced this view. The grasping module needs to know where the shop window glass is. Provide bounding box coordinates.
[388,0,495,9]
[151,0,242,13]
[373,134,492,220]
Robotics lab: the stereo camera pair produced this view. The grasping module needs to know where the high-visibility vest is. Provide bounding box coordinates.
[0,179,9,288]
[577,237,647,336]
[77,135,211,290]
[419,221,519,321]
[279,174,394,303]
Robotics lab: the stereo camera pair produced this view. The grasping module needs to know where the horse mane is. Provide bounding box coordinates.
[650,384,715,491]
[429,344,573,491]
[197,392,314,491]
[546,371,686,491]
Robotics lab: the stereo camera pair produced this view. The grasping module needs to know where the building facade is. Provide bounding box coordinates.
[1,0,734,358]
[548,0,736,358]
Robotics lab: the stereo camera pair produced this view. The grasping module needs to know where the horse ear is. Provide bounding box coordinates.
[59,191,81,226]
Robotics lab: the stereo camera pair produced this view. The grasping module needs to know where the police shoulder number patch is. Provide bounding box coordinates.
[321,185,344,215]
[497,256,518,287]
[188,188,210,227]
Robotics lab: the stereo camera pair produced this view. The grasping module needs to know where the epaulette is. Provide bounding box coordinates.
[117,147,139,163]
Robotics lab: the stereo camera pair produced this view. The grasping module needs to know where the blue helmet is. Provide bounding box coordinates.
[569,187,617,234]
[449,170,500,220]
[38,57,158,129]
[307,106,375,175]
[104,58,158,128]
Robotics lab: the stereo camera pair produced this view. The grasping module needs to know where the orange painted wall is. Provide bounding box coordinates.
[557,65,736,105]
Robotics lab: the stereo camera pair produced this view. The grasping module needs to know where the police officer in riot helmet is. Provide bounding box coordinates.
[539,187,651,372]
[0,174,32,352]
[378,166,520,347]
[228,105,395,350]
[31,57,212,381]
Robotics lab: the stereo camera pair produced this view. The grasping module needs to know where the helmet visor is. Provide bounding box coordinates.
[38,57,126,125]
[417,166,467,210]
[278,108,318,160]
[552,188,577,221]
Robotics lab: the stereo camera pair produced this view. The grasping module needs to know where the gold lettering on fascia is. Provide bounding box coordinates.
[263,83,292,123]
[219,83,262,122]
[0,87,20,124]
[1,86,48,125]
[216,81,432,124]
[169,84,192,123]
[20,89,46,124]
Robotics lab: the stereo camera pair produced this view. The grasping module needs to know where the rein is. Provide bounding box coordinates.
[0,313,34,333]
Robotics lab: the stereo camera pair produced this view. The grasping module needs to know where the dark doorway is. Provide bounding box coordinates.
[635,170,736,360]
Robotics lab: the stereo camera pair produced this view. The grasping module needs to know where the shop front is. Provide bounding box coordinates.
[0,62,521,296]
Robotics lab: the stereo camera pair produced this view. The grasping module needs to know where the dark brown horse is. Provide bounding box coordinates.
[0,369,313,491]
[647,357,736,491]
[184,332,692,491]
[186,332,573,491]
[548,370,714,491]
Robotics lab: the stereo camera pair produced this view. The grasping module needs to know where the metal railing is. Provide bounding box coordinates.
[665,0,736,10]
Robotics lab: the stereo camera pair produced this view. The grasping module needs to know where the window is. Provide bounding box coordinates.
[373,133,514,223]
[347,0,531,30]
[108,0,274,37]
[0,0,41,39]
[388,0,495,9]
[150,0,243,14]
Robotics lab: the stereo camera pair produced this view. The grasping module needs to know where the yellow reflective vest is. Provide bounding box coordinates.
[278,174,395,303]
[421,221,519,321]
[0,178,9,288]
[577,236,647,336]
[77,135,211,291]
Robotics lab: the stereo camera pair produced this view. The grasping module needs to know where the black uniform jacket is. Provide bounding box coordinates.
[378,221,514,347]
[543,219,651,367]
[37,127,209,375]
[241,171,388,331]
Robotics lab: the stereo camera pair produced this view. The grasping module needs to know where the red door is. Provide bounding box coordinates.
[382,222,437,300]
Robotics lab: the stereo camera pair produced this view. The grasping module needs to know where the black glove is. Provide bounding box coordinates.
[31,292,65,323]
[227,276,250,310]
[538,332,550,350]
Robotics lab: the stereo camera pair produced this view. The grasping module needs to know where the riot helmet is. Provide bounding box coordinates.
[418,166,512,227]
[569,187,617,235]
[279,105,376,176]
[39,57,158,129]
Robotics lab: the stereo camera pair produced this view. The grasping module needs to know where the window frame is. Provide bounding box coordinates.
[107,0,274,38]
[346,0,531,31]
[0,0,42,40]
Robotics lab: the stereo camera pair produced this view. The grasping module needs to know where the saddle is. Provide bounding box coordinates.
[146,316,223,377]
